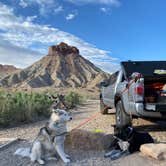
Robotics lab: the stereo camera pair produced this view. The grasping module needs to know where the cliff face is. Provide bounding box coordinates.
[48,42,79,56]
[0,43,110,88]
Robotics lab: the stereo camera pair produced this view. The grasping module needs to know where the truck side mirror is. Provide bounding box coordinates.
[100,81,109,87]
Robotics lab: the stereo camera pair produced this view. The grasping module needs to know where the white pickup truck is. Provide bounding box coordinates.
[100,61,166,128]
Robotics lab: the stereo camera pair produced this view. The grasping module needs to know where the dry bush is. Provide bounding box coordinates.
[65,91,84,108]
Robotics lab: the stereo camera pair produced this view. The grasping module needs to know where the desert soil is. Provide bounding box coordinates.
[0,100,166,166]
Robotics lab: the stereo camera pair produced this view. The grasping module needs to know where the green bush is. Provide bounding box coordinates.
[65,91,83,108]
[0,90,84,127]
[0,91,51,127]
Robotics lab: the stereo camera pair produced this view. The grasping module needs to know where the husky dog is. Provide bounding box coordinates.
[30,108,72,164]
[15,108,72,165]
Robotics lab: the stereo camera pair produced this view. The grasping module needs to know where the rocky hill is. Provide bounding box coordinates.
[0,43,110,88]
[0,64,19,79]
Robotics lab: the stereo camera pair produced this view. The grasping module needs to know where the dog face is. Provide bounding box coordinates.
[51,109,72,123]
[113,125,133,141]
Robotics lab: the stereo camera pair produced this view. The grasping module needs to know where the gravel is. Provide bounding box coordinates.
[0,100,166,166]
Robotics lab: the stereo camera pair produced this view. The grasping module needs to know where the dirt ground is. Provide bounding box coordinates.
[0,100,166,166]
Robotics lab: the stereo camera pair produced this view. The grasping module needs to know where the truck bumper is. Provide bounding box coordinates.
[135,103,162,118]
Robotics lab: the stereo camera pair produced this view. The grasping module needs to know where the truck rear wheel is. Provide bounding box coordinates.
[115,100,132,128]
[100,98,108,114]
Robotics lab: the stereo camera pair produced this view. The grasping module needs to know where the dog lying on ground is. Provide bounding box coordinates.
[105,125,154,159]
[15,106,72,165]
[114,125,154,153]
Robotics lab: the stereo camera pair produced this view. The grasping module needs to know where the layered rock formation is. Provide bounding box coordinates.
[0,43,110,88]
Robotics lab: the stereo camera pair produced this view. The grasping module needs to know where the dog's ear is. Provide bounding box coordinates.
[51,95,58,100]
[46,93,58,101]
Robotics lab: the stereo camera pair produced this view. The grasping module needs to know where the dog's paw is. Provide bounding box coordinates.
[37,159,45,165]
[46,157,57,161]
[63,158,70,163]
[65,154,70,159]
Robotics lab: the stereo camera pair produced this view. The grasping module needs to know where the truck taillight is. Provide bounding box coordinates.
[134,85,144,95]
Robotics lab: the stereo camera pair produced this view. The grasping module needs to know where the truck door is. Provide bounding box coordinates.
[103,71,119,107]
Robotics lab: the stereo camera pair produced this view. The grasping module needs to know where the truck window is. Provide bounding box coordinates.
[109,71,119,84]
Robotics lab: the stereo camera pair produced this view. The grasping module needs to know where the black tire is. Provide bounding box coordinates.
[115,100,132,128]
[100,98,108,114]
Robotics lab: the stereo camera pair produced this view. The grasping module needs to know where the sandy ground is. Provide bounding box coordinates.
[0,100,166,166]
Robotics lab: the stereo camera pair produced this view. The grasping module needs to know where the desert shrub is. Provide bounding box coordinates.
[65,91,83,108]
[0,90,85,127]
[0,91,52,127]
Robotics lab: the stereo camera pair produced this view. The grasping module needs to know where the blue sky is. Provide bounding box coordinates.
[0,0,165,73]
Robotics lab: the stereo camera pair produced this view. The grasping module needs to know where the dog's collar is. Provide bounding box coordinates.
[52,132,67,142]
[127,127,134,141]
[45,126,53,135]
[55,132,67,137]
[46,126,67,138]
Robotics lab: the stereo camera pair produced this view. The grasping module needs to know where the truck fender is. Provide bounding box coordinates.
[114,94,128,115]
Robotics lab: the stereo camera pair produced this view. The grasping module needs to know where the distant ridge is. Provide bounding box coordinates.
[0,64,19,79]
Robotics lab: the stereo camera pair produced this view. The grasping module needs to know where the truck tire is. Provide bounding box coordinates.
[115,100,132,128]
[100,98,108,114]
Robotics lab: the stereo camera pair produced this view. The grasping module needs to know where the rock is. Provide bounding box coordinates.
[65,129,114,151]
[140,143,166,160]
[48,42,79,56]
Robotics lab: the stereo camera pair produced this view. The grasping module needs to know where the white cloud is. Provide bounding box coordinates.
[94,61,120,73]
[66,13,76,20]
[0,38,42,68]
[19,0,28,8]
[0,3,14,15]
[66,0,120,6]
[19,0,63,16]
[0,2,119,72]
[54,5,64,13]
[26,15,37,22]
[100,7,110,13]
